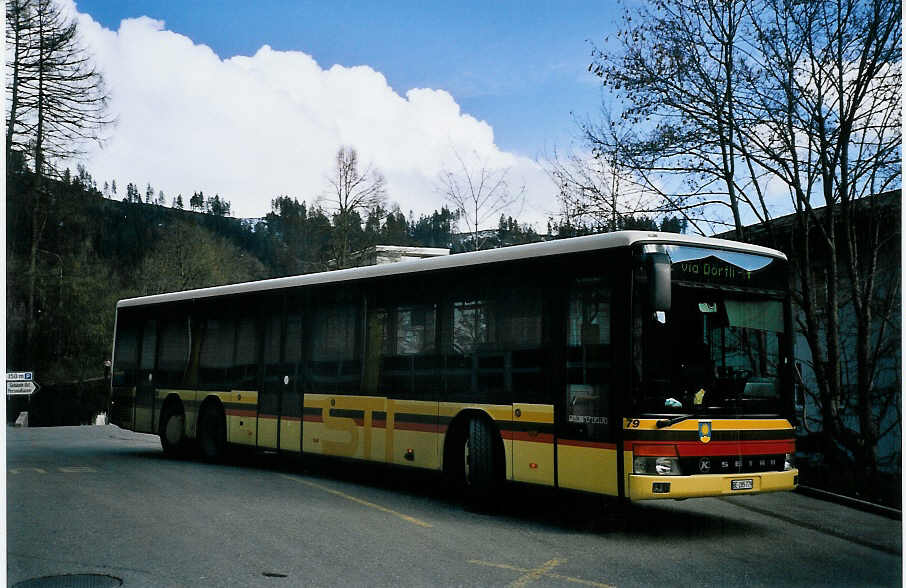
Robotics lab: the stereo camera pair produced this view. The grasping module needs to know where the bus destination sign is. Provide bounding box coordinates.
[674,257,753,283]
[671,255,783,289]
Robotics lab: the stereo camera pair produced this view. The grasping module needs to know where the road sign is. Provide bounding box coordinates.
[7,372,38,396]
[7,380,38,395]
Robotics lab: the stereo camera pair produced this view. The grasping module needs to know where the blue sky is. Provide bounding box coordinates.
[75,0,616,158]
[68,0,624,225]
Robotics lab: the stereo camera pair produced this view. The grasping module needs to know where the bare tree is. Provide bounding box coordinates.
[737,0,901,489]
[5,0,112,353]
[581,0,901,492]
[544,113,696,234]
[323,146,386,268]
[8,0,113,172]
[438,148,525,251]
[6,0,37,166]
[585,0,772,239]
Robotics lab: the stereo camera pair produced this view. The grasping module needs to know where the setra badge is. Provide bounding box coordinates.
[698,420,712,444]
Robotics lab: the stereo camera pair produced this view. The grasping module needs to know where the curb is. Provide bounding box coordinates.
[797,485,901,520]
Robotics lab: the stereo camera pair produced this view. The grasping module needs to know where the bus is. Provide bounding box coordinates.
[109,231,799,502]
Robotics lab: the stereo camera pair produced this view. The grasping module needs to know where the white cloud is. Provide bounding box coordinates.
[68,5,557,228]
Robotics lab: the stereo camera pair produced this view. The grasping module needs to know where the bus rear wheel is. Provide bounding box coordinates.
[159,403,187,457]
[198,403,226,461]
[463,417,500,504]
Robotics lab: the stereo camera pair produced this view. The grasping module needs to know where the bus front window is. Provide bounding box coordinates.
[633,291,785,415]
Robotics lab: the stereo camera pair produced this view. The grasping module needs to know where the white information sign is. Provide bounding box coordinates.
[7,372,38,396]
[7,381,38,395]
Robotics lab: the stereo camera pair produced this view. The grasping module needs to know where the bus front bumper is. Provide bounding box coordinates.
[629,469,799,501]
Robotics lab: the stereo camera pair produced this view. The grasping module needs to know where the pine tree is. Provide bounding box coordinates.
[189,191,203,212]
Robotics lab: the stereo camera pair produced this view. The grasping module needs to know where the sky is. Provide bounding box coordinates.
[65,0,622,228]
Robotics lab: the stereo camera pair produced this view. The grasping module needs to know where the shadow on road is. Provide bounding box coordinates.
[121,443,767,542]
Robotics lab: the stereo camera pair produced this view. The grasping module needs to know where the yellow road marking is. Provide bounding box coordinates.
[510,558,565,588]
[468,559,615,588]
[279,474,432,528]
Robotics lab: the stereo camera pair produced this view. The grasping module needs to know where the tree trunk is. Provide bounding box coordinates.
[6,0,24,164]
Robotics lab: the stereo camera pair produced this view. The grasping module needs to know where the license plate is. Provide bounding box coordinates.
[731,479,754,491]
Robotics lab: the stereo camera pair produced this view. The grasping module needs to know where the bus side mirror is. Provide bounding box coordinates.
[647,252,671,312]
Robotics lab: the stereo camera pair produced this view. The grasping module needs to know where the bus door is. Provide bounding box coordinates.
[134,318,158,434]
[502,286,553,486]
[279,310,304,452]
[259,303,304,452]
[259,307,284,450]
[556,277,619,496]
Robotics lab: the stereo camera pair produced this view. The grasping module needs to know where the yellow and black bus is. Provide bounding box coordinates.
[109,231,798,501]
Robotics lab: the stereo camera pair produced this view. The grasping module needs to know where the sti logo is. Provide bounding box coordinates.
[698,420,712,444]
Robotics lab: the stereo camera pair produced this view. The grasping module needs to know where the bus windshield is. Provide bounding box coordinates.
[632,246,788,416]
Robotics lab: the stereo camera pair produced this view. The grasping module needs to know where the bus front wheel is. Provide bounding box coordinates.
[464,417,500,503]
[198,403,226,461]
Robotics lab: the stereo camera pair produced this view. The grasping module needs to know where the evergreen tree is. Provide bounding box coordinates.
[189,191,203,212]
[381,207,409,244]
[207,194,231,216]
[125,182,140,204]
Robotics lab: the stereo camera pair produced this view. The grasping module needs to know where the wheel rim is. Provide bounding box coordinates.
[165,414,184,446]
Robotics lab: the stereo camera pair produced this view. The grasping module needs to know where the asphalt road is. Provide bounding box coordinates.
[6,426,902,587]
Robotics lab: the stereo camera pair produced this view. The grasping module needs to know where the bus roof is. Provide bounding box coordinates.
[116,230,787,309]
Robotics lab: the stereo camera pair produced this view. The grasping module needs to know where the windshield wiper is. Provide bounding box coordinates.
[656,414,699,428]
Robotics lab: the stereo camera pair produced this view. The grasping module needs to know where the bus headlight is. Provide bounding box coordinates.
[633,456,682,476]
[784,453,795,471]
[656,457,682,475]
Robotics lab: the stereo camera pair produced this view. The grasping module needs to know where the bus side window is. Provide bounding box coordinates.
[140,320,158,373]
[113,315,139,386]
[372,303,438,400]
[444,273,545,404]
[232,314,259,389]
[447,298,492,402]
[199,317,236,390]
[158,316,189,387]
[564,280,612,441]
[310,301,361,395]
[496,287,544,403]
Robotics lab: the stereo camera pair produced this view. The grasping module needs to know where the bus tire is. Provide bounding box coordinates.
[198,403,226,461]
[159,401,187,457]
[465,417,500,504]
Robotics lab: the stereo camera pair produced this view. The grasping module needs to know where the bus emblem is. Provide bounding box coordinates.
[698,421,712,444]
